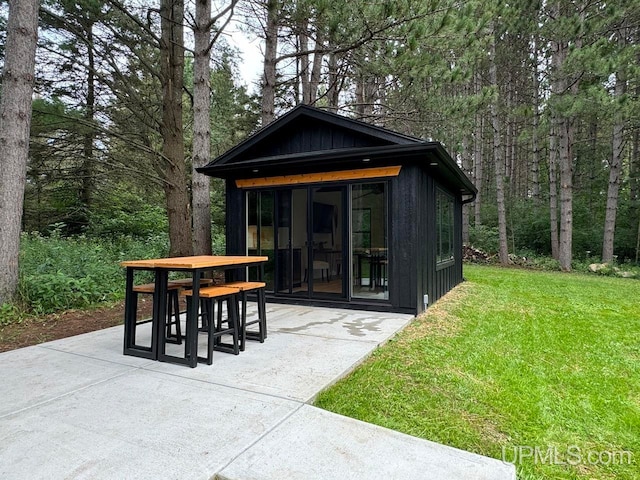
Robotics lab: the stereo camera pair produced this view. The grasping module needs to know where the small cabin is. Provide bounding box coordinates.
[198,105,476,315]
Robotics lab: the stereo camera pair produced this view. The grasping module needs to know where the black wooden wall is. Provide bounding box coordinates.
[226,179,246,256]
[392,165,464,315]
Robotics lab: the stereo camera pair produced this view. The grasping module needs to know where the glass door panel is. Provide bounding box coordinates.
[247,191,275,291]
[352,183,388,300]
[275,189,307,295]
[310,186,346,298]
[290,188,307,295]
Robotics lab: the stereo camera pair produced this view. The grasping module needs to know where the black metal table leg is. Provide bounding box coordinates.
[153,269,167,358]
[188,271,201,368]
[123,267,135,354]
[123,266,157,360]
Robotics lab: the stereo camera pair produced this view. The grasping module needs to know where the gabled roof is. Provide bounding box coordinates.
[198,105,476,198]
[204,105,420,167]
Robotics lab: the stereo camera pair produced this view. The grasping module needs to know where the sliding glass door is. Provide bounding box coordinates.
[247,182,387,302]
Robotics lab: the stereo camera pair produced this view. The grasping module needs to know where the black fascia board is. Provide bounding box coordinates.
[197,142,477,197]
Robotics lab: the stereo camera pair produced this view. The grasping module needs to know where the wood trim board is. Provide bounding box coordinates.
[235,166,402,188]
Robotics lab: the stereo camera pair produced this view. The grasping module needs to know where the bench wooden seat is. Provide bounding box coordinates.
[167,278,214,288]
[132,283,182,294]
[131,282,182,345]
[183,285,241,364]
[220,281,267,351]
[182,285,240,298]
[223,281,266,291]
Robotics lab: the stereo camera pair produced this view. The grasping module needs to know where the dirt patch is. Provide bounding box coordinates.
[400,281,474,342]
[0,298,153,353]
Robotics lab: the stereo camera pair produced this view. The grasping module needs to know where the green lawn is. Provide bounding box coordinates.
[315,265,640,479]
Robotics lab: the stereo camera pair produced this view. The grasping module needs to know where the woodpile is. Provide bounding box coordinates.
[462,245,492,263]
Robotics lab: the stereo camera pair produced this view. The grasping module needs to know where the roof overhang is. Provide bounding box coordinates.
[197,142,477,198]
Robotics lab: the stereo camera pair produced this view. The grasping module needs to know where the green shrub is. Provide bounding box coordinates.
[468,225,500,254]
[0,303,24,327]
[17,232,169,314]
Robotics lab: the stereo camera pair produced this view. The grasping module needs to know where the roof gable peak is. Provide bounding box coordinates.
[212,105,421,167]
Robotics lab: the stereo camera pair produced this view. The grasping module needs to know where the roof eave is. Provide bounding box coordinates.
[198,142,477,197]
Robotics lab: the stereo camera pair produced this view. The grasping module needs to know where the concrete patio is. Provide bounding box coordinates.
[0,304,515,480]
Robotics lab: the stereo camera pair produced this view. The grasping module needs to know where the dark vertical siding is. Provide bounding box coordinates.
[453,195,464,284]
[226,180,245,255]
[237,119,390,160]
[428,180,464,309]
[423,173,437,314]
[389,167,418,312]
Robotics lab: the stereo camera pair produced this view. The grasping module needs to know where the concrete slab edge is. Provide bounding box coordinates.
[303,316,414,404]
[208,403,306,480]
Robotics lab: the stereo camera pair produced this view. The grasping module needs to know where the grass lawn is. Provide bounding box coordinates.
[314,265,639,479]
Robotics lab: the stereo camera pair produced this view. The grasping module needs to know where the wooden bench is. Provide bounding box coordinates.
[224,281,267,351]
[182,285,241,364]
[167,278,214,288]
[132,282,182,345]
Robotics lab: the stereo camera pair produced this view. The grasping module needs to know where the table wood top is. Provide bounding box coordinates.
[121,255,269,269]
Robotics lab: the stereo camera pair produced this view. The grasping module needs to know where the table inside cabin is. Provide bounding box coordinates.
[120,255,268,367]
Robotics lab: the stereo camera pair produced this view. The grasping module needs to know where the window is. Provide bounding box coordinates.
[436,188,454,265]
[351,183,388,300]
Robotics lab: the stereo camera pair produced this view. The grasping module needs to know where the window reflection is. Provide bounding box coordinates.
[351,183,388,300]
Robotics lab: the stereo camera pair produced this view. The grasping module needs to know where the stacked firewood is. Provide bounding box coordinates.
[462,245,491,263]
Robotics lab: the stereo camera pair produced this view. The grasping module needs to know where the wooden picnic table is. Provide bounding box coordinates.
[121,255,268,367]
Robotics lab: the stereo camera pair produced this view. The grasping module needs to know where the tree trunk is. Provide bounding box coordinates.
[631,88,640,203]
[473,69,483,227]
[549,124,559,260]
[602,60,627,262]
[0,0,39,304]
[549,6,573,269]
[531,35,541,201]
[557,116,574,271]
[261,0,279,125]
[631,128,639,203]
[636,218,640,264]
[298,23,310,104]
[355,77,365,117]
[326,51,339,113]
[160,0,192,257]
[79,19,96,229]
[308,30,324,104]
[461,136,471,244]
[192,0,213,256]
[489,35,509,265]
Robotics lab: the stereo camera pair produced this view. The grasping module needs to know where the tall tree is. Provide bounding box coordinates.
[489,27,510,264]
[547,0,580,271]
[40,0,105,232]
[602,42,627,262]
[0,0,39,304]
[602,17,633,263]
[192,0,214,256]
[261,0,279,125]
[160,0,192,256]
[191,0,237,255]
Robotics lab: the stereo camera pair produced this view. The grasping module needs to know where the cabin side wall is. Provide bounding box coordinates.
[388,167,419,313]
[415,168,464,314]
